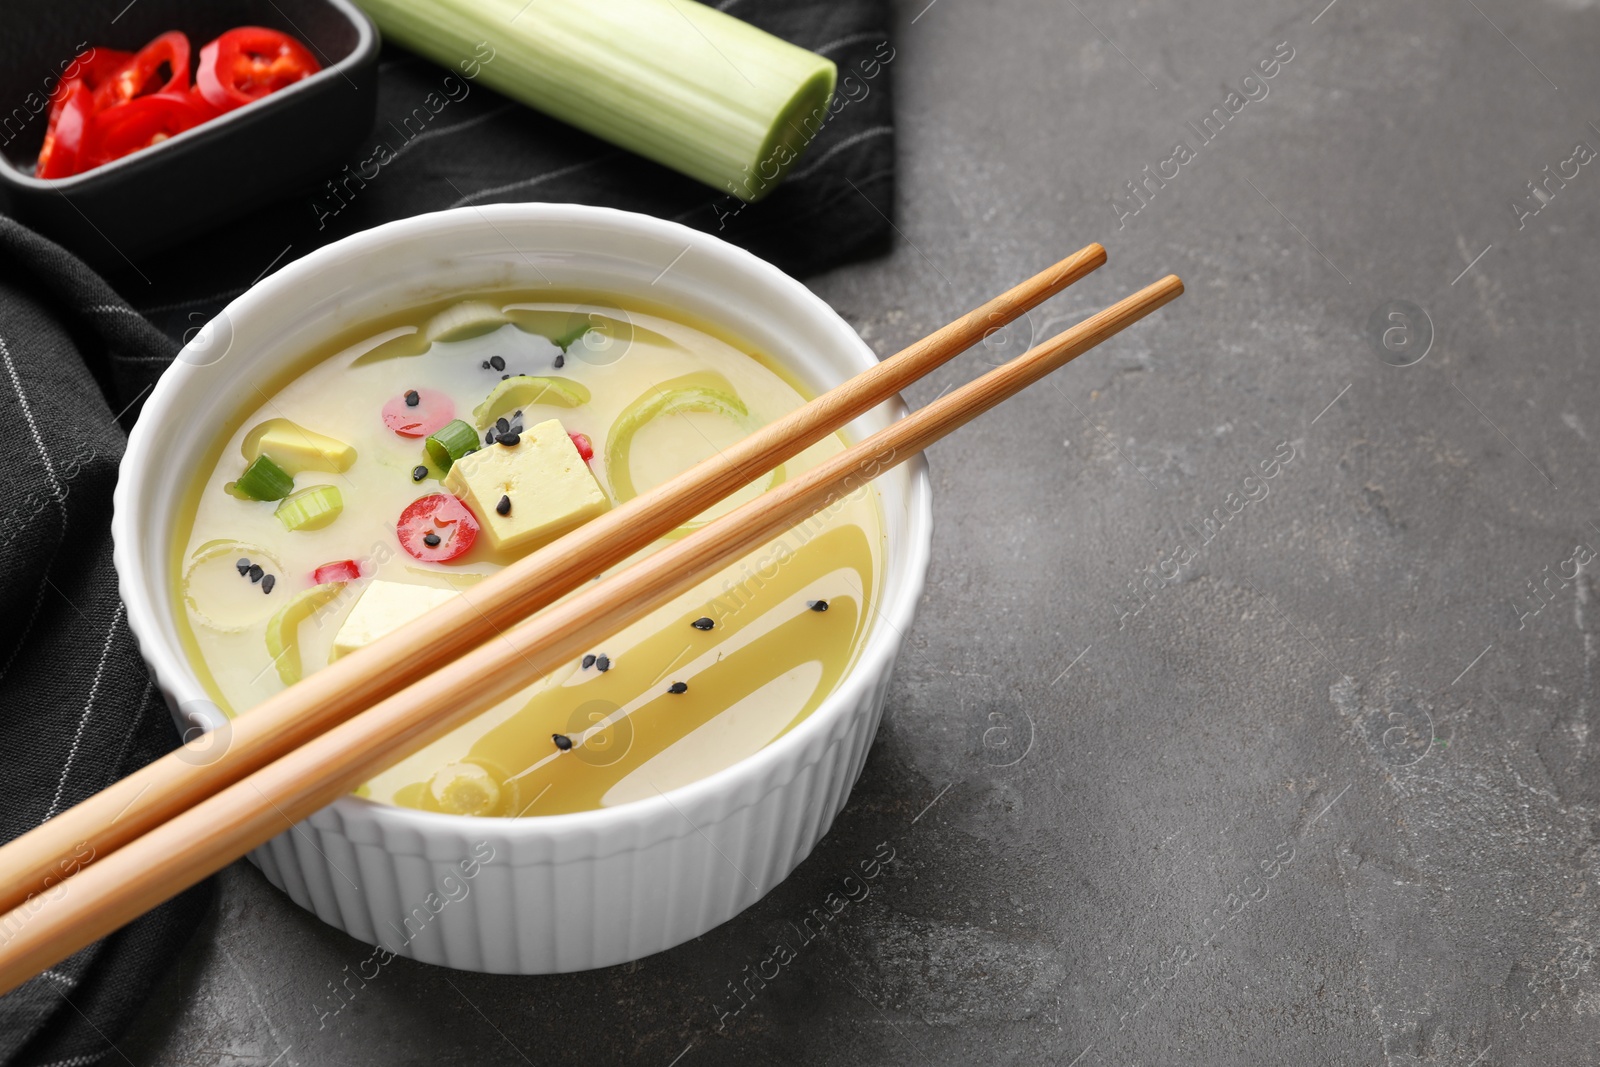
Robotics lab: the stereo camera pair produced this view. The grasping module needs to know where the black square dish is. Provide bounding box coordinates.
[0,0,378,270]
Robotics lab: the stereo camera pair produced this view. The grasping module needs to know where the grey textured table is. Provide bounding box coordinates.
[122,0,1600,1063]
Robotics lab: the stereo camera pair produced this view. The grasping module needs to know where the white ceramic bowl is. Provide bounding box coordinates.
[113,204,931,973]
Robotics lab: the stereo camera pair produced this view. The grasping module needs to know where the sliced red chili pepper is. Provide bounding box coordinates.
[36,81,96,180]
[94,32,191,111]
[48,48,132,124]
[568,431,594,462]
[397,494,479,563]
[312,559,363,584]
[185,85,222,121]
[381,388,454,438]
[89,92,211,167]
[196,27,321,113]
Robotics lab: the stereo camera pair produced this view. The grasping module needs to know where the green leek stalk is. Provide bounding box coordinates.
[353,0,837,200]
[605,374,782,532]
[265,582,344,684]
[472,376,589,430]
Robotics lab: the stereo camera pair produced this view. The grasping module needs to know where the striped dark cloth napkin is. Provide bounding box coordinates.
[0,2,894,1063]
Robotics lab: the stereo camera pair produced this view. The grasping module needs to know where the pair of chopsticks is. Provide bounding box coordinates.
[0,243,1181,993]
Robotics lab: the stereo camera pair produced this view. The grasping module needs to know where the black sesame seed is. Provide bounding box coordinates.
[496,417,510,434]
[480,360,491,369]
[554,354,565,369]
[248,564,264,583]
[423,532,441,547]
[668,681,688,694]
[514,409,522,417]
[412,465,428,482]
[498,432,520,447]
[236,557,251,576]
[496,494,511,516]
[807,599,829,612]
[404,389,420,407]
[501,373,511,380]
[489,355,505,371]
[595,654,611,672]
[691,616,715,631]
[582,654,596,669]
[485,428,497,445]
[261,574,276,594]
[552,733,573,751]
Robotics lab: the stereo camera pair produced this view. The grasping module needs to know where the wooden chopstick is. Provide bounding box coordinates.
[0,273,1182,994]
[0,244,1106,917]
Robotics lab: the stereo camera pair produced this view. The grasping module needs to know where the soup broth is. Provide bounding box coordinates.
[173,294,883,817]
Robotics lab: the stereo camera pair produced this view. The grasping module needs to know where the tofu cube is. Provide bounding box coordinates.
[249,418,356,474]
[332,580,460,660]
[443,418,609,552]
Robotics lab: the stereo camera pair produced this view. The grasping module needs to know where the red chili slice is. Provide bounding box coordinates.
[185,85,222,120]
[48,48,132,124]
[397,494,479,563]
[36,82,96,180]
[381,388,454,438]
[312,559,362,584]
[568,431,594,462]
[94,32,190,111]
[89,92,212,167]
[196,27,320,113]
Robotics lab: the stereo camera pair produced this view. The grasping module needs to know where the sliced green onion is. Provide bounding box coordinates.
[275,485,344,532]
[471,376,590,430]
[233,454,294,501]
[605,374,782,517]
[351,0,836,200]
[425,419,482,472]
[265,581,344,684]
[424,300,510,343]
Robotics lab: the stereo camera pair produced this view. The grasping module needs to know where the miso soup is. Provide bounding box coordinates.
[172,294,883,816]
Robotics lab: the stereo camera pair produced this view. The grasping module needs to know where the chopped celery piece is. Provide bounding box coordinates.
[605,373,779,508]
[425,419,481,473]
[471,376,590,430]
[265,582,344,684]
[275,484,344,531]
[351,0,836,200]
[424,300,510,343]
[234,454,294,501]
[243,418,356,474]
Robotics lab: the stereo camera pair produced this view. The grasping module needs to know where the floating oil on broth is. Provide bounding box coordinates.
[171,295,883,817]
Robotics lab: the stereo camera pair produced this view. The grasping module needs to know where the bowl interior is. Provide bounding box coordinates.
[0,0,365,174]
[116,204,928,815]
